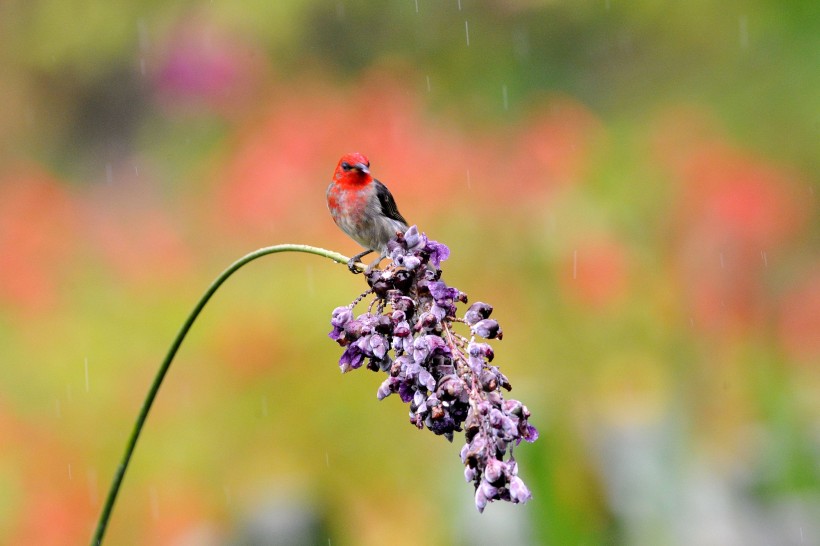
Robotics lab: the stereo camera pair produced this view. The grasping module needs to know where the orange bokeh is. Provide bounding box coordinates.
[0,165,79,314]
[511,96,603,196]
[560,238,630,309]
[778,266,820,364]
[0,402,95,546]
[82,174,195,288]
[654,112,811,334]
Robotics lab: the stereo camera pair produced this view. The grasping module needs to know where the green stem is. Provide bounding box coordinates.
[91,244,359,546]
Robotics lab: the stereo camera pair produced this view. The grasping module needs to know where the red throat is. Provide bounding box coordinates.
[334,170,372,188]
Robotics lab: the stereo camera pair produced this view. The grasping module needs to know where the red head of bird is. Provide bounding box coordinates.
[333,152,372,188]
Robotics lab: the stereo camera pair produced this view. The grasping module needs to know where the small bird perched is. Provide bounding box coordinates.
[326,152,409,273]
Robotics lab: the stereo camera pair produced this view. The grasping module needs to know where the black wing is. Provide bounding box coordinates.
[374,179,408,226]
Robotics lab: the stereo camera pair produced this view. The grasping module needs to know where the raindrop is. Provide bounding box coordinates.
[85,357,90,392]
[739,16,749,49]
[465,21,470,46]
[502,84,509,110]
[426,75,431,92]
[414,0,419,13]
[605,0,611,10]
[325,452,330,467]
[760,250,768,267]
[105,163,113,184]
[55,399,61,418]
[68,464,73,480]
[466,169,471,189]
[573,250,578,279]
[336,2,345,20]
[457,0,461,10]
[140,57,146,76]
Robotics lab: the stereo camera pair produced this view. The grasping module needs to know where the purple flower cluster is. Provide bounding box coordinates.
[329,226,538,512]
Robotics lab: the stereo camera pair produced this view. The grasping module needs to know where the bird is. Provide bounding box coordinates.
[326,152,409,273]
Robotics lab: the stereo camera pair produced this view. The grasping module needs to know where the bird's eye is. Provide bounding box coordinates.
[341,162,351,171]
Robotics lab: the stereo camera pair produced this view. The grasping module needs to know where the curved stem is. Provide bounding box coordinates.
[91,244,359,546]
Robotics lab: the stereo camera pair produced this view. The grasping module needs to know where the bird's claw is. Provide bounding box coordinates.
[347,258,362,274]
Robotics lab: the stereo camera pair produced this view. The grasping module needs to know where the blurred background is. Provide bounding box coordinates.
[0,0,818,544]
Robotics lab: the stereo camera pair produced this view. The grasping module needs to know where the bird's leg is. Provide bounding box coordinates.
[347,249,373,273]
[364,253,386,275]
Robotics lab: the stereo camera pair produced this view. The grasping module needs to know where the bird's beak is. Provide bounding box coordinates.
[353,162,370,175]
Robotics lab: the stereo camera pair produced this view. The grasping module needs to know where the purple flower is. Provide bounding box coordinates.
[521,423,539,443]
[471,318,503,340]
[369,334,387,359]
[328,306,353,341]
[464,302,493,326]
[412,336,432,364]
[330,306,353,327]
[475,481,498,513]
[339,344,365,372]
[437,374,466,400]
[509,476,532,504]
[419,368,436,391]
[398,380,416,403]
[402,225,422,250]
[394,254,422,271]
[425,239,451,268]
[328,225,536,511]
[393,320,411,338]
[377,377,398,400]
[484,457,505,484]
